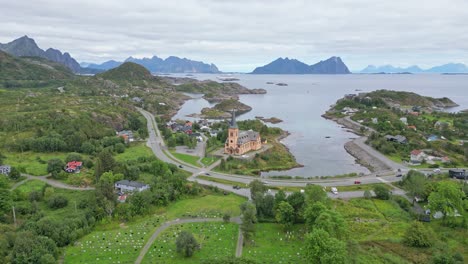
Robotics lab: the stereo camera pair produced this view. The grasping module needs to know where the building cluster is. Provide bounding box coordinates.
[409,149,450,165]
[117,130,135,144]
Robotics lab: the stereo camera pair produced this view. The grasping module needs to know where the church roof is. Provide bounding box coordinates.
[237,130,260,144]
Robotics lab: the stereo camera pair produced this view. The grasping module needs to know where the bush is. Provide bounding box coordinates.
[223,213,231,223]
[364,190,372,199]
[393,196,411,212]
[47,195,68,209]
[374,185,390,200]
[29,191,43,202]
[403,221,435,248]
[176,231,199,257]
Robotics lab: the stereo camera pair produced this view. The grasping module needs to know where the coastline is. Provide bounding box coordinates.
[322,113,391,173]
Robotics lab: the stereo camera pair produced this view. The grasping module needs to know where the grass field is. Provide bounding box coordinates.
[4,151,69,176]
[14,179,46,194]
[163,194,246,219]
[200,156,219,166]
[65,215,167,264]
[196,175,249,188]
[115,142,153,162]
[170,151,201,167]
[243,223,307,264]
[64,193,246,264]
[142,222,238,263]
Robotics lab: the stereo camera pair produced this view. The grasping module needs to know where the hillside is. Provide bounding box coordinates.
[95,62,154,81]
[0,51,74,81]
[252,56,351,74]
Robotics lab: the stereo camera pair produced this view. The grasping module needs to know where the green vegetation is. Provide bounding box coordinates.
[200,156,219,166]
[143,222,238,263]
[96,62,153,81]
[170,151,201,167]
[196,175,248,188]
[212,99,252,114]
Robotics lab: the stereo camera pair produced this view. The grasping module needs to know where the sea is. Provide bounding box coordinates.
[167,73,468,178]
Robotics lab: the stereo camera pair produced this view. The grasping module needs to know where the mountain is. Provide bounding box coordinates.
[251,56,351,74]
[360,63,467,73]
[0,36,81,73]
[83,60,122,70]
[95,62,154,81]
[426,63,468,73]
[85,56,221,73]
[0,50,74,80]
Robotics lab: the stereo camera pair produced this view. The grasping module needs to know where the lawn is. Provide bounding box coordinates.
[14,179,46,195]
[242,223,307,264]
[142,222,238,263]
[163,194,246,219]
[4,151,69,176]
[115,142,153,162]
[200,156,219,166]
[196,175,249,188]
[170,151,201,167]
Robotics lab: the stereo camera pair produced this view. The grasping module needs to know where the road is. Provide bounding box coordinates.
[135,217,242,264]
[14,174,95,191]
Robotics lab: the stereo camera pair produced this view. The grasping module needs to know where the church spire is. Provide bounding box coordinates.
[230,110,238,128]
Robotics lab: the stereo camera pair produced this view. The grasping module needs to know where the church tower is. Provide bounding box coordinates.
[225,110,239,154]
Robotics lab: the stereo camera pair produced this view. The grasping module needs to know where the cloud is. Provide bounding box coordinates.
[0,0,466,71]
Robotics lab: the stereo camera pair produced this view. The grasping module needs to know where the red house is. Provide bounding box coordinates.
[65,161,83,173]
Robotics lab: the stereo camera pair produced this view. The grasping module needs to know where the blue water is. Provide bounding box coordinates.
[170,74,468,177]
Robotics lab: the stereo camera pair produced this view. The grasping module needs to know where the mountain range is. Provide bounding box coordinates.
[0,36,81,73]
[82,56,220,73]
[360,64,468,74]
[251,56,351,74]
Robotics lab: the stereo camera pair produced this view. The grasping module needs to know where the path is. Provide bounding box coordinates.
[18,174,95,191]
[10,178,30,191]
[135,217,242,264]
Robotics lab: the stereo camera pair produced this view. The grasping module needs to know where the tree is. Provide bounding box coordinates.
[403,221,435,248]
[8,167,21,180]
[403,170,428,200]
[223,213,231,223]
[176,231,199,257]
[65,153,82,163]
[304,202,327,229]
[305,184,328,205]
[428,181,465,221]
[47,158,64,178]
[274,190,287,207]
[373,185,391,200]
[94,150,116,180]
[240,202,257,242]
[314,210,348,239]
[275,201,295,230]
[47,195,68,209]
[11,232,58,264]
[0,152,5,165]
[287,191,305,222]
[305,228,347,264]
[249,180,267,200]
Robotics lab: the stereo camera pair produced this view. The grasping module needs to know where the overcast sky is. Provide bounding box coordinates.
[1,0,467,72]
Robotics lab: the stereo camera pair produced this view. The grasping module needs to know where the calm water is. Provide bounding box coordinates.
[170,74,468,177]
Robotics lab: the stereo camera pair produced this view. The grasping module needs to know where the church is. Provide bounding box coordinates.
[224,111,262,155]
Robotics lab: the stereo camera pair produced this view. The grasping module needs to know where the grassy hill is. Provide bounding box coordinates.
[0,51,74,81]
[96,62,154,81]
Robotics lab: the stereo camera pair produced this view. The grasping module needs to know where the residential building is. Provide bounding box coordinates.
[225,111,262,155]
[385,135,407,144]
[117,130,134,143]
[399,117,408,125]
[65,161,83,173]
[410,150,426,164]
[0,165,11,175]
[115,180,150,193]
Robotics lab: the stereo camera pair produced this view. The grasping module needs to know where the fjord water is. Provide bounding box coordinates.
[172,74,468,177]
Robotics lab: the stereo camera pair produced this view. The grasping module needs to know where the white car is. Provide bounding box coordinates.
[331,187,338,195]
[433,169,441,174]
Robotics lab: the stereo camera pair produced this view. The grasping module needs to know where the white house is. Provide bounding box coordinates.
[115,180,150,193]
[0,165,11,175]
[399,117,408,125]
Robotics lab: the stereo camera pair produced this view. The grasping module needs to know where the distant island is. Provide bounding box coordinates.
[251,56,351,74]
[83,56,221,74]
[359,63,468,74]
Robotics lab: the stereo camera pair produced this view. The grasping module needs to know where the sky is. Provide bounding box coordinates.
[0,0,467,72]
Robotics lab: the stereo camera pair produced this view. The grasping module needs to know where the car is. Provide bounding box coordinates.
[396,174,403,177]
[354,180,361,184]
[178,165,183,168]
[205,172,210,176]
[433,168,441,174]
[331,187,338,195]
[233,185,241,190]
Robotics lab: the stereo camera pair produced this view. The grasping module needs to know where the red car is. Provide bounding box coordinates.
[354,181,361,184]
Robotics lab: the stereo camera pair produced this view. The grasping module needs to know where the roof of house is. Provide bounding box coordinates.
[237,130,260,145]
[411,150,423,155]
[115,180,148,188]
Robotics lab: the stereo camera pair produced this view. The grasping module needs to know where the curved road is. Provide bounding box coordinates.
[13,174,95,191]
[135,217,242,264]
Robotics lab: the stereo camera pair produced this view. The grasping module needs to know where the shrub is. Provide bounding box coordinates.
[403,221,435,248]
[176,231,199,257]
[364,190,372,199]
[374,185,390,200]
[47,195,68,209]
[223,213,231,223]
